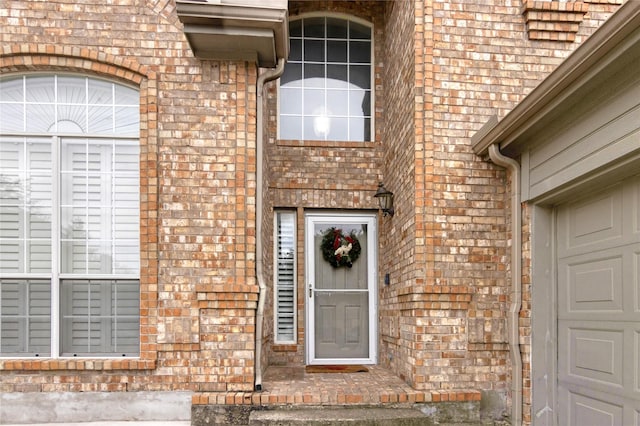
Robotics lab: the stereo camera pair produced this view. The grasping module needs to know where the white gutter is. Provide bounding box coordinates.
[488,144,522,426]
[254,58,286,391]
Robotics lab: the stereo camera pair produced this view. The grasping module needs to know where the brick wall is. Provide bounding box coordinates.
[0,0,624,422]
[264,0,624,421]
[378,0,418,387]
[0,0,259,393]
[423,0,622,422]
[263,0,386,366]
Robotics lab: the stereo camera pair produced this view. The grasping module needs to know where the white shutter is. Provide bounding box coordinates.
[0,279,51,355]
[59,138,140,356]
[0,143,24,272]
[60,138,139,275]
[111,279,140,354]
[61,279,139,356]
[60,279,99,355]
[0,137,52,274]
[27,139,52,273]
[0,136,22,272]
[112,140,140,274]
[275,212,296,343]
[60,139,109,274]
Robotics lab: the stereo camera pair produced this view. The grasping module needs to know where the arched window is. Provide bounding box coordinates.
[279,15,373,141]
[0,74,140,357]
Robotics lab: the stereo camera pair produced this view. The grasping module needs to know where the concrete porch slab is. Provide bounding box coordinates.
[190,366,497,425]
[192,366,481,406]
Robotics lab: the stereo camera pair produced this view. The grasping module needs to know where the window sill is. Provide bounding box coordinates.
[277,139,378,149]
[0,358,156,371]
[272,344,298,352]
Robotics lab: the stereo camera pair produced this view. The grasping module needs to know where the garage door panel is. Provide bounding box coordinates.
[558,188,623,256]
[563,389,624,426]
[559,254,624,313]
[559,385,640,426]
[556,175,640,426]
[560,324,623,386]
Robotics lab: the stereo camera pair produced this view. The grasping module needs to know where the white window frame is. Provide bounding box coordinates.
[0,73,140,358]
[273,210,297,344]
[278,12,375,142]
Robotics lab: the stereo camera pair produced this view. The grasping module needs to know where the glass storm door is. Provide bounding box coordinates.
[305,213,377,365]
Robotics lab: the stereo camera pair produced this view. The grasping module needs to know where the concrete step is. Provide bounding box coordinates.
[248,407,487,425]
[248,407,428,425]
[192,400,506,425]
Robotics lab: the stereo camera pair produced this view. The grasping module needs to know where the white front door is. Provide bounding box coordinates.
[305,213,377,365]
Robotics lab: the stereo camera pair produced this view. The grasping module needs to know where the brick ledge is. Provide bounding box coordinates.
[522,0,589,42]
[192,389,481,406]
[0,358,156,371]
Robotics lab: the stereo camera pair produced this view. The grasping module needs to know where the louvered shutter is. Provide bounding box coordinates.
[60,137,139,275]
[0,137,52,356]
[59,138,139,356]
[112,139,140,274]
[60,139,110,274]
[0,279,51,355]
[0,137,52,274]
[61,279,139,356]
[111,279,140,353]
[27,139,53,273]
[0,137,22,273]
[275,212,296,343]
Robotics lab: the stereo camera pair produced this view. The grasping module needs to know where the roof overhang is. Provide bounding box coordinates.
[472,1,640,158]
[176,0,289,68]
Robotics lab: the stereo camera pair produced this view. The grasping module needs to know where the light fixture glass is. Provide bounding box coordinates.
[374,182,394,217]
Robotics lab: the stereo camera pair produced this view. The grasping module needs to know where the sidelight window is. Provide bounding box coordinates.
[274,211,296,344]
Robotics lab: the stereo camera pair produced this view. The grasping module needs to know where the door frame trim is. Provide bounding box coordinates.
[530,204,558,425]
[304,211,378,365]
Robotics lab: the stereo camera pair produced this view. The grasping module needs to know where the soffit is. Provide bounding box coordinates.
[176,0,289,68]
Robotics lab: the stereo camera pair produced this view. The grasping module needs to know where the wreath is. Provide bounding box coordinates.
[320,228,362,268]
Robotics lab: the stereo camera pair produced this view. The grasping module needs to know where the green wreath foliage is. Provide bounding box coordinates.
[320,227,362,268]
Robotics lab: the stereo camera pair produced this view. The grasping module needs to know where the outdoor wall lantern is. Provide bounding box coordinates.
[374,182,394,217]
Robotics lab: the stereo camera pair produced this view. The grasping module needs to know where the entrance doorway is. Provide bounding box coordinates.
[304,213,377,365]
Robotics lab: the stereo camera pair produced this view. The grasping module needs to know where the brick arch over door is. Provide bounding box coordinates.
[0,48,160,369]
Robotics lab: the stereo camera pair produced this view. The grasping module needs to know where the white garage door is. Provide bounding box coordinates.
[557,175,640,425]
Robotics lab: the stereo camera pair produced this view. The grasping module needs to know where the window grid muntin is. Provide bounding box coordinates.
[0,74,139,136]
[0,74,140,358]
[280,15,373,142]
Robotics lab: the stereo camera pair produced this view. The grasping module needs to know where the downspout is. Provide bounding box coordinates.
[488,144,522,426]
[254,58,286,391]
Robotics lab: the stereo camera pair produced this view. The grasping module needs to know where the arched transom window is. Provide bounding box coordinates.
[279,15,373,142]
